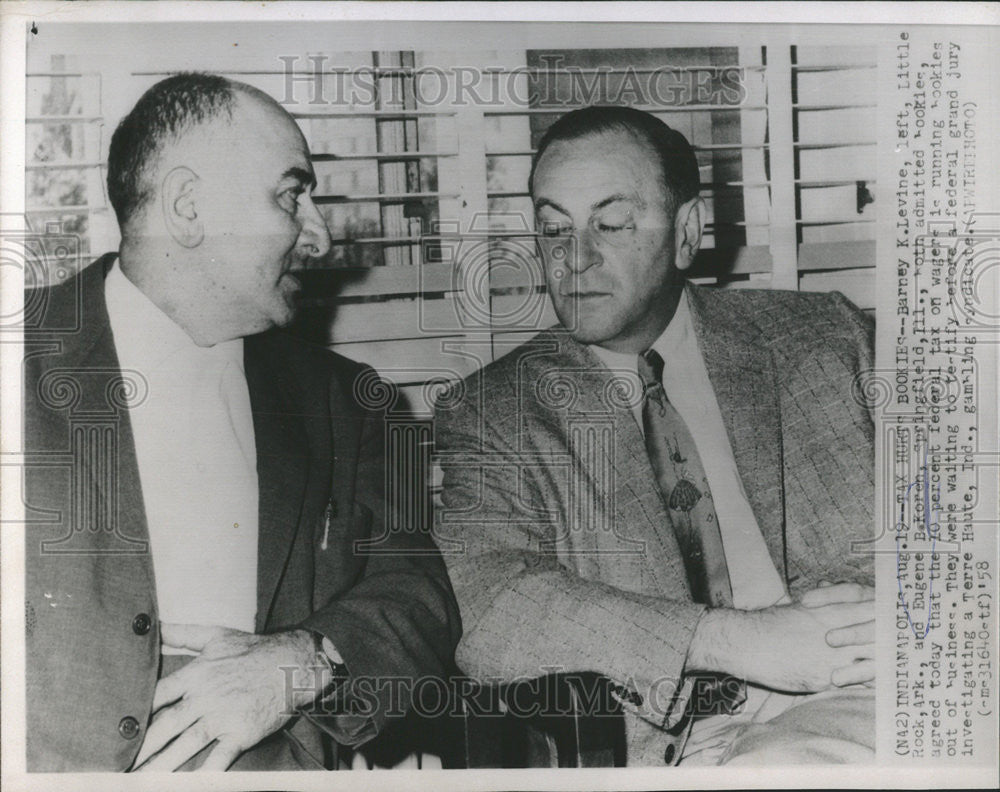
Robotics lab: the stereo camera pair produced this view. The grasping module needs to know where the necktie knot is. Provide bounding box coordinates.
[638,348,665,386]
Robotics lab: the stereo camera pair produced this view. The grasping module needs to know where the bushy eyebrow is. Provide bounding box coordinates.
[534,193,643,214]
[593,193,644,211]
[281,166,317,192]
[534,197,570,216]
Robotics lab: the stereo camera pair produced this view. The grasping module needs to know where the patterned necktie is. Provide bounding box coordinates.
[638,348,733,607]
[638,348,745,730]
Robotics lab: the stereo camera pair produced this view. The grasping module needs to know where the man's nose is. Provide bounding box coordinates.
[564,227,602,274]
[296,198,332,261]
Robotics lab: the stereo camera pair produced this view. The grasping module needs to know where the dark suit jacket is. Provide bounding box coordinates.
[433,283,876,765]
[24,255,461,771]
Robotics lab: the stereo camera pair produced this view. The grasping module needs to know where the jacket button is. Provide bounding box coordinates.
[118,716,140,740]
[663,743,676,763]
[611,683,643,707]
[132,613,152,635]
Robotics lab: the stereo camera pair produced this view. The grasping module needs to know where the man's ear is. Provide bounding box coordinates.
[673,196,705,273]
[161,166,203,249]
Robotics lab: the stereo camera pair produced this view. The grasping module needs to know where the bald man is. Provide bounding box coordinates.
[25,73,459,771]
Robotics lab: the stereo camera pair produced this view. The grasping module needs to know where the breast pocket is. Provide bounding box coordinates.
[313,498,375,596]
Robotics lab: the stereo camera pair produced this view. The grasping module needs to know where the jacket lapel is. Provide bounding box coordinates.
[685,284,788,584]
[551,333,693,596]
[75,260,153,558]
[244,335,310,631]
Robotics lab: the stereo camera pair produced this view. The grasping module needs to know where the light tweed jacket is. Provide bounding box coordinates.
[433,283,876,766]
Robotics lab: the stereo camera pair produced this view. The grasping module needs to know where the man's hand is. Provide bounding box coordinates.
[799,581,875,688]
[687,591,875,693]
[131,623,317,772]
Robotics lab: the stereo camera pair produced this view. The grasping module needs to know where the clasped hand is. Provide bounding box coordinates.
[745,582,874,693]
[130,623,317,772]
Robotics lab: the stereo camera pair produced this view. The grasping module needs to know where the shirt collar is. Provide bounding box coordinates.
[105,260,244,373]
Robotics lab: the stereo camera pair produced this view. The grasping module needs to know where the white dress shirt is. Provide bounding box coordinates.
[105,262,259,649]
[589,291,787,610]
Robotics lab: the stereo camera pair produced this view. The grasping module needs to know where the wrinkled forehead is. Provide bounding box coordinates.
[231,91,310,155]
[155,90,308,168]
[532,130,665,206]
[177,93,313,191]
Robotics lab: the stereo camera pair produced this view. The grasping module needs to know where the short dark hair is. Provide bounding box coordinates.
[107,72,239,229]
[528,105,701,211]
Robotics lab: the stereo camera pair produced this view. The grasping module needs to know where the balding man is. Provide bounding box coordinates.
[25,73,459,771]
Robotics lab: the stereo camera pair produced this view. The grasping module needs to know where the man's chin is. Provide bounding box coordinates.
[274,302,298,329]
[260,289,297,330]
[565,324,617,346]
[555,311,613,345]
[279,273,302,309]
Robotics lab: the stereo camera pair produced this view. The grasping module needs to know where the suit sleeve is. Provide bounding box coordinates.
[433,386,704,727]
[298,366,462,744]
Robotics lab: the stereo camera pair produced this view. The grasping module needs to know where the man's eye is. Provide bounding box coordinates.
[594,216,634,234]
[279,188,304,213]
